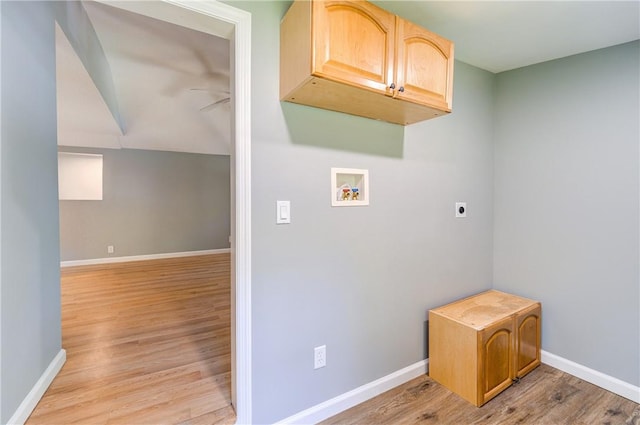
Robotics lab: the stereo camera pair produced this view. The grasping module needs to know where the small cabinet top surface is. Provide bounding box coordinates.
[430,290,539,330]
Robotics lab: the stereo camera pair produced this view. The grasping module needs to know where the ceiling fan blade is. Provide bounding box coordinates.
[200,97,231,112]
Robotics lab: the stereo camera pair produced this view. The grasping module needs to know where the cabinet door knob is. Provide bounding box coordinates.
[389,83,396,90]
[398,86,405,93]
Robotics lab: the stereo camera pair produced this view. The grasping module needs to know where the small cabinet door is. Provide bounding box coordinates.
[312,0,396,95]
[515,304,541,378]
[479,317,514,405]
[394,18,454,111]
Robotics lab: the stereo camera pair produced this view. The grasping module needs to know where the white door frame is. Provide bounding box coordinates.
[95,1,252,422]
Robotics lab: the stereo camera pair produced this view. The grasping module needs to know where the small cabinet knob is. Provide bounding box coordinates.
[398,86,405,93]
[389,83,396,90]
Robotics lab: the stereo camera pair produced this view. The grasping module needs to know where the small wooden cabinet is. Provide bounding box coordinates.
[280,0,454,125]
[429,290,541,406]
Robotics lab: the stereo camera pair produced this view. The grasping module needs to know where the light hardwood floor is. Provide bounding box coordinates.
[27,254,235,425]
[321,363,640,425]
[29,253,639,425]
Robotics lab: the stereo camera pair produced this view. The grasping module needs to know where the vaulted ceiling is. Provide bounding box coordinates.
[57,1,231,155]
[56,1,639,156]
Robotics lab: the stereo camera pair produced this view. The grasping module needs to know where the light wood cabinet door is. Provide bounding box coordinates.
[395,18,454,111]
[312,0,395,95]
[280,0,454,125]
[479,317,514,405]
[515,303,542,378]
[429,290,541,407]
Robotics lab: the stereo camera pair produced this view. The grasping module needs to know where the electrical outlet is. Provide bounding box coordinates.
[455,202,467,218]
[314,345,326,369]
[107,245,114,254]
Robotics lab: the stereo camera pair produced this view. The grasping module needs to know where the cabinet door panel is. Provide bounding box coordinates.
[516,304,541,377]
[395,19,453,111]
[480,319,513,405]
[313,1,395,93]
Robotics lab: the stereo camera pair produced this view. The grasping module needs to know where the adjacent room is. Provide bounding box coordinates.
[27,2,235,423]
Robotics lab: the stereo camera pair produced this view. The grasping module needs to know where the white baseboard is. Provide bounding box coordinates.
[275,351,640,425]
[541,350,640,403]
[275,359,429,425]
[7,349,66,425]
[60,248,230,268]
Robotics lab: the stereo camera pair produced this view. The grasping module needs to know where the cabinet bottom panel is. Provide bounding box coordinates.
[283,76,449,125]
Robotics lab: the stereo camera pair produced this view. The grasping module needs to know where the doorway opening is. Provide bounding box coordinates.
[53,1,251,423]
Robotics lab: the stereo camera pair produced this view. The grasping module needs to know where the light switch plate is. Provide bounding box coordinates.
[277,200,291,224]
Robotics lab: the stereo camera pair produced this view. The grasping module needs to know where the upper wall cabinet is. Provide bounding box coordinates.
[280,0,454,126]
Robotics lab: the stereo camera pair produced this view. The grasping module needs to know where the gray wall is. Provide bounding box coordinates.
[1,1,636,423]
[231,2,495,422]
[493,41,640,386]
[0,2,62,423]
[58,147,230,261]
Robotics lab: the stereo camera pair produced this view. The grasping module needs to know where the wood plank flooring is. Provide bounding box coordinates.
[321,363,640,425]
[27,252,639,424]
[27,254,235,425]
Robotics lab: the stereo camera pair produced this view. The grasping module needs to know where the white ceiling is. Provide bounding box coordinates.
[57,1,231,155]
[374,1,640,74]
[56,1,639,155]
